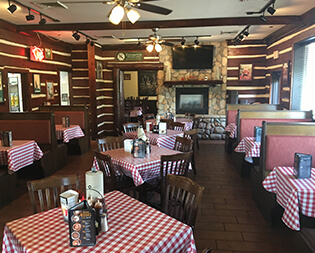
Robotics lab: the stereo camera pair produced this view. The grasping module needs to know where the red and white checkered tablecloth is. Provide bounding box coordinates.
[2,191,197,253]
[0,140,43,172]
[234,137,261,163]
[263,166,315,231]
[93,145,181,186]
[124,130,183,150]
[56,125,85,143]
[225,123,237,139]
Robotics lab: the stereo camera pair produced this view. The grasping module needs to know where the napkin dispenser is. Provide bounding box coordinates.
[68,200,96,247]
[62,116,70,128]
[1,131,12,147]
[133,139,146,158]
[293,153,312,179]
[254,126,262,143]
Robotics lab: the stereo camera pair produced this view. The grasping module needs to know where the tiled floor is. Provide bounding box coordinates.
[0,141,299,252]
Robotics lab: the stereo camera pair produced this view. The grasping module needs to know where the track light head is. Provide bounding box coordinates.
[85,38,90,45]
[194,37,199,46]
[26,8,35,21]
[7,2,17,13]
[243,30,249,37]
[72,32,80,41]
[39,15,46,25]
[239,34,244,41]
[267,5,276,15]
[181,37,186,46]
[259,13,267,22]
[90,41,94,46]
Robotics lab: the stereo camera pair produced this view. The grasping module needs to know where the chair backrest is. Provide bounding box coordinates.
[123,122,139,133]
[27,174,80,214]
[94,151,117,191]
[172,121,185,131]
[160,151,192,191]
[97,136,124,152]
[163,174,204,228]
[174,136,193,152]
[184,129,198,150]
[160,118,174,129]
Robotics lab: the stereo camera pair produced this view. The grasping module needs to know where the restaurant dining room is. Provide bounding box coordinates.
[0,0,315,252]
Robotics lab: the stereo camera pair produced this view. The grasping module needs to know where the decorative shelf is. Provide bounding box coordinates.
[163,80,223,87]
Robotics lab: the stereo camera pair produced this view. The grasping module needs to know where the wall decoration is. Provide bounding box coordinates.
[33,74,41,93]
[282,61,290,86]
[124,73,131,80]
[46,81,54,100]
[96,61,103,79]
[45,48,53,60]
[0,72,3,103]
[239,64,253,81]
[30,46,44,62]
[138,70,157,96]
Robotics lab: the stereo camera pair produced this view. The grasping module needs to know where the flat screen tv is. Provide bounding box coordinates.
[172,45,214,70]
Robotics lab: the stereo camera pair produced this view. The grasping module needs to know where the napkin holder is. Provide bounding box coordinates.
[159,122,167,134]
[254,126,262,143]
[133,139,146,158]
[293,153,312,179]
[68,200,96,247]
[1,131,12,147]
[60,189,79,222]
[62,116,70,128]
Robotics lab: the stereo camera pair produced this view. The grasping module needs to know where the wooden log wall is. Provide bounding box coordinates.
[227,40,268,104]
[266,25,315,109]
[0,20,72,112]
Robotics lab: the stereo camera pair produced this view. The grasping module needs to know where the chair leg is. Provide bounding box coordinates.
[192,154,197,174]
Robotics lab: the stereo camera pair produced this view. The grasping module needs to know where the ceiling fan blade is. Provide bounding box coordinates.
[134,2,172,15]
[161,41,174,46]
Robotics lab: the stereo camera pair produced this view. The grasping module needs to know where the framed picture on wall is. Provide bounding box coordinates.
[33,74,41,93]
[138,70,157,96]
[45,48,53,60]
[282,61,290,86]
[239,64,253,81]
[0,72,3,103]
[46,81,54,100]
[96,61,103,79]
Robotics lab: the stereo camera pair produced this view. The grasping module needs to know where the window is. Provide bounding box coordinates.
[291,38,315,114]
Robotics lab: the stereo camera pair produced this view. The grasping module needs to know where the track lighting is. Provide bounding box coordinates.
[25,8,35,21]
[194,37,199,46]
[243,30,249,37]
[85,38,91,45]
[259,13,267,22]
[7,1,17,13]
[90,41,94,46]
[39,15,46,25]
[72,32,80,41]
[267,4,276,15]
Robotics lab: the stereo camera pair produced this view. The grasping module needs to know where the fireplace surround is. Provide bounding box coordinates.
[175,87,209,114]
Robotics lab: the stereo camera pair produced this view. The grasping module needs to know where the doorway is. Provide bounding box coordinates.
[60,71,70,106]
[8,73,23,112]
[270,71,281,104]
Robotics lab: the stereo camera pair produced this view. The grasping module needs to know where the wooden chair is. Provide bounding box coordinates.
[171,121,185,131]
[160,118,174,129]
[123,122,139,133]
[27,174,80,214]
[163,174,204,228]
[184,129,199,174]
[174,136,193,152]
[94,151,136,194]
[97,136,124,152]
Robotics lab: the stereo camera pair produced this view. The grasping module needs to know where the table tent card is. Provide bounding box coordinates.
[294,153,312,179]
[254,126,262,143]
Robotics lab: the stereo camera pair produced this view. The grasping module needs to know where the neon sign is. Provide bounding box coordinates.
[30,46,45,62]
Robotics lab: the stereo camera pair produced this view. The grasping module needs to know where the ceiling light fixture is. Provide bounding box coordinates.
[39,14,46,25]
[233,25,250,46]
[267,3,276,15]
[72,31,80,41]
[85,38,91,45]
[126,8,140,24]
[25,8,35,21]
[194,37,199,46]
[90,41,94,46]
[181,37,186,46]
[243,30,249,37]
[259,12,267,22]
[7,0,17,13]
[146,44,154,53]
[109,4,125,25]
[154,43,162,53]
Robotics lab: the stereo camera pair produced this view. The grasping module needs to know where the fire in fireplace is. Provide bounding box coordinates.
[176,87,209,114]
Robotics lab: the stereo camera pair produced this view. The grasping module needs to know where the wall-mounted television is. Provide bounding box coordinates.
[172,45,214,70]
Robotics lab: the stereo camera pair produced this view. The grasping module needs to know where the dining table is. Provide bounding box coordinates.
[0,140,43,172]
[225,123,237,139]
[146,118,193,131]
[263,166,315,231]
[2,190,197,253]
[123,130,183,150]
[93,145,181,186]
[234,137,261,163]
[55,125,85,143]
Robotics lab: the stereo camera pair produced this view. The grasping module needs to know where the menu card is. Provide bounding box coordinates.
[68,200,96,247]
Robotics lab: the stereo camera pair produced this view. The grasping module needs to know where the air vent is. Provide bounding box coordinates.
[31,1,68,9]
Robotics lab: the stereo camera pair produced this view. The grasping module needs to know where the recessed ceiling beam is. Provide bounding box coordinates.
[17,16,302,32]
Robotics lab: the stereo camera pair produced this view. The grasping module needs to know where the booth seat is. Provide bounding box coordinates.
[251,122,315,225]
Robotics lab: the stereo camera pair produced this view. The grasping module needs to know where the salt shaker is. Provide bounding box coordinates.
[100,214,108,232]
